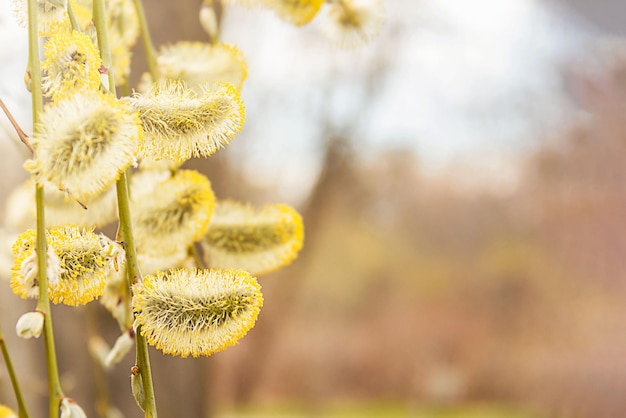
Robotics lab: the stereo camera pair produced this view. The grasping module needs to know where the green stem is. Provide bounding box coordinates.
[115,173,140,325]
[27,0,64,416]
[35,186,64,418]
[135,326,157,418]
[92,0,158,415]
[130,0,158,78]
[27,2,42,119]
[92,0,116,93]
[116,174,158,417]
[0,326,30,418]
[66,0,80,32]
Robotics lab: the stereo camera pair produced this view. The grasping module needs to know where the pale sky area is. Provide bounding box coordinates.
[0,0,614,201]
[218,0,603,198]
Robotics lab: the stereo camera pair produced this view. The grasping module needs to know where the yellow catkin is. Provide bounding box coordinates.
[322,0,386,48]
[266,0,324,26]
[128,80,245,163]
[28,91,142,201]
[131,169,215,256]
[201,200,304,275]
[137,249,194,277]
[151,42,248,92]
[132,268,263,357]
[0,404,18,418]
[41,30,103,101]
[11,226,124,306]
[5,179,118,230]
[11,0,68,36]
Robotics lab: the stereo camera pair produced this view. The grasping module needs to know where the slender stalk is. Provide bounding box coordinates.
[26,2,42,118]
[130,0,158,78]
[66,0,80,32]
[115,186,135,330]
[0,326,30,418]
[114,175,140,288]
[189,243,207,269]
[92,0,116,93]
[134,326,157,418]
[0,100,91,213]
[27,0,64,416]
[92,1,158,415]
[35,186,65,418]
[115,174,158,417]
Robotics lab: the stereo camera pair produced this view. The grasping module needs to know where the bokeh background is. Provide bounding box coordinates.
[3,0,626,417]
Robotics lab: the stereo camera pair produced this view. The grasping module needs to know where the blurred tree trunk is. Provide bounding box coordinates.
[226,136,358,404]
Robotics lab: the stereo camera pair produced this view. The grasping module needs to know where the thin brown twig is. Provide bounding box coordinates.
[0,97,34,154]
[74,198,88,210]
[0,98,89,211]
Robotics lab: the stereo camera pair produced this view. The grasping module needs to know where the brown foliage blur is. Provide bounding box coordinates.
[143,47,626,417]
[206,51,626,417]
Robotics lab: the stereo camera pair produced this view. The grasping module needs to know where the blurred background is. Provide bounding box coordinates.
[3,0,626,417]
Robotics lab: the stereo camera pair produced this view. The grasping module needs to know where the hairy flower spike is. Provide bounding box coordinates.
[201,201,304,275]
[153,42,248,91]
[11,226,125,306]
[138,249,194,277]
[128,81,244,163]
[322,0,386,48]
[12,0,68,35]
[41,30,102,101]
[28,91,142,201]
[266,0,324,26]
[131,169,215,256]
[6,180,118,230]
[11,240,63,299]
[132,268,263,357]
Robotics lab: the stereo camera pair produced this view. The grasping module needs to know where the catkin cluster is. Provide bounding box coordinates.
[2,0,384,414]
